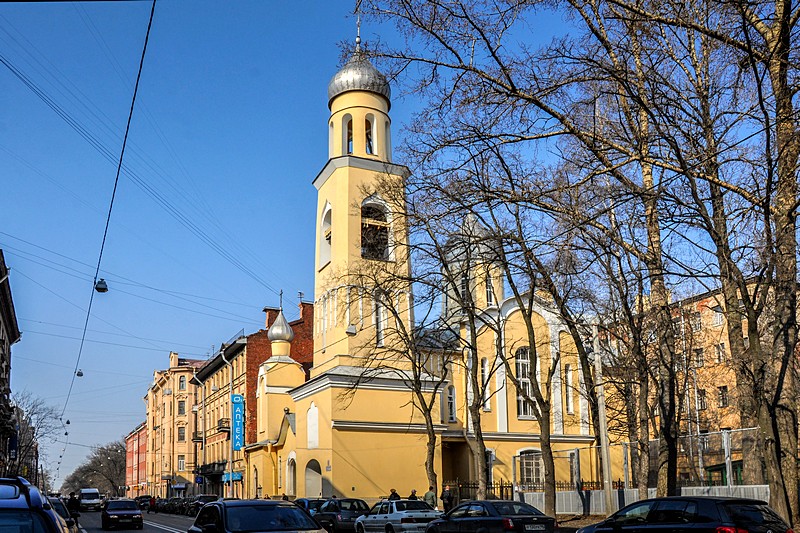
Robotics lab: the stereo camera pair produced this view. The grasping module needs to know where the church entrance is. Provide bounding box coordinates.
[305,459,322,497]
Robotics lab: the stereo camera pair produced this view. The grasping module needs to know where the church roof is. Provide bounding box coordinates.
[327,39,391,108]
[267,308,295,342]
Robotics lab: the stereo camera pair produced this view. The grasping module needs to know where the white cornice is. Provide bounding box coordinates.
[313,156,411,191]
[441,430,595,443]
[332,420,449,433]
[289,366,443,401]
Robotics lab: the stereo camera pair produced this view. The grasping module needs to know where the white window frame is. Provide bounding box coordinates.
[447,385,457,422]
[515,347,534,418]
[564,364,574,415]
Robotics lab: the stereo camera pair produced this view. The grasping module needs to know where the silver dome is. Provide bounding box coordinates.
[268,309,295,343]
[327,44,391,108]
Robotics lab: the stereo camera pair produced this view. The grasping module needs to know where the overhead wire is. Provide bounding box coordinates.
[60,0,158,420]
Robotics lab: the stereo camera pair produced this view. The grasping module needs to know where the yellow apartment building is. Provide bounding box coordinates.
[144,351,204,497]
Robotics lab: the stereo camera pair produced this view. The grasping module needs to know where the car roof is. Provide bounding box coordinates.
[634,496,768,504]
[0,477,46,511]
[220,499,292,507]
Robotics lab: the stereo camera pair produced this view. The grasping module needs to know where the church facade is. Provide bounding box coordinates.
[241,38,601,501]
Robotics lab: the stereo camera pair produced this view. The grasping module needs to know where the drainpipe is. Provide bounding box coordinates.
[221,347,234,497]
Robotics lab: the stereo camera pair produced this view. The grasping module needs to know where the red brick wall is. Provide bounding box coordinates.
[244,302,314,443]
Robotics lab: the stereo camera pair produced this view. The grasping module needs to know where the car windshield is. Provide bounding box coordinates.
[81,492,100,500]
[199,496,219,503]
[395,501,433,512]
[225,504,320,532]
[308,500,324,510]
[724,503,786,526]
[48,498,69,518]
[107,500,138,511]
[0,510,50,533]
[490,502,544,516]
[339,500,369,512]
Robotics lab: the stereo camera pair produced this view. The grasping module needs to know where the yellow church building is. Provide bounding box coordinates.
[242,36,601,501]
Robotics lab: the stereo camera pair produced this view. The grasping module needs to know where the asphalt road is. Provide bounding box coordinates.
[77,509,195,533]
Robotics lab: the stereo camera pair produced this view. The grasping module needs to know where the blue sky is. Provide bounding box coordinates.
[0,1,419,488]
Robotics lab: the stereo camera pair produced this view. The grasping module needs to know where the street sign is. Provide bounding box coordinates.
[195,476,204,485]
[232,394,244,451]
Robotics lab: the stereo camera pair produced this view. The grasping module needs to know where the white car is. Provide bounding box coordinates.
[356,500,442,533]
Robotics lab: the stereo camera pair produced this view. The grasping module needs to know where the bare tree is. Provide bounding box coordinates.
[8,390,60,481]
[61,440,126,496]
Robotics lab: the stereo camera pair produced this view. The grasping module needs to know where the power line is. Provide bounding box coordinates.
[61,0,158,420]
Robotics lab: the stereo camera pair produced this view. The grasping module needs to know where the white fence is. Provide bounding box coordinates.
[520,485,768,515]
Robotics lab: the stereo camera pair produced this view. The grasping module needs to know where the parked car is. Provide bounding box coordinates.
[187,494,220,516]
[295,498,327,516]
[576,496,792,533]
[101,498,144,530]
[188,498,327,533]
[134,495,151,510]
[48,496,80,533]
[0,477,71,533]
[356,499,441,533]
[426,500,555,533]
[315,498,370,533]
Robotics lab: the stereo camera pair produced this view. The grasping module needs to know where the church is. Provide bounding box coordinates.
[240,34,600,501]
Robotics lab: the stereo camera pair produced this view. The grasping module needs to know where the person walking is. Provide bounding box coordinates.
[423,486,437,509]
[149,496,157,514]
[440,485,453,513]
[66,492,80,524]
[407,489,418,500]
[388,488,401,500]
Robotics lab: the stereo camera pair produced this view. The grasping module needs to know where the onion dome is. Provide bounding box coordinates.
[267,309,295,343]
[327,37,391,108]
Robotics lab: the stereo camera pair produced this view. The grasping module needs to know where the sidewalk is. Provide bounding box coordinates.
[556,514,605,532]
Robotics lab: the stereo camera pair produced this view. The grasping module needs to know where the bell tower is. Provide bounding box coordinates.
[312,35,411,376]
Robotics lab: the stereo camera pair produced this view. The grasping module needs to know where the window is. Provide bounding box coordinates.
[447,385,456,422]
[515,347,533,417]
[178,400,186,415]
[699,429,710,451]
[691,312,702,332]
[481,358,490,410]
[346,118,353,154]
[374,292,385,347]
[179,376,187,390]
[519,450,543,485]
[698,389,707,410]
[715,343,726,363]
[320,205,332,266]
[361,203,389,260]
[713,308,724,326]
[365,117,374,154]
[460,273,470,304]
[178,455,185,471]
[564,364,574,414]
[485,273,494,306]
[718,386,729,408]
[694,348,704,367]
[178,426,186,441]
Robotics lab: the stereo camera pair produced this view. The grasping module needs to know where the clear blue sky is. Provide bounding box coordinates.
[0,0,416,489]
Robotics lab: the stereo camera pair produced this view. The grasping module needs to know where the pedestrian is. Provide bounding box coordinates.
[282,493,289,501]
[440,485,453,513]
[388,488,401,501]
[407,489,418,500]
[423,486,437,509]
[66,492,80,524]
[149,496,157,514]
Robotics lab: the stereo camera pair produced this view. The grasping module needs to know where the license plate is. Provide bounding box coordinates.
[524,525,545,531]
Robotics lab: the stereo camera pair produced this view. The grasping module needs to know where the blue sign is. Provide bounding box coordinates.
[232,394,245,451]
[195,476,204,485]
[222,471,243,482]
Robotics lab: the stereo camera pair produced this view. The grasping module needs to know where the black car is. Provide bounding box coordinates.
[187,494,221,516]
[315,498,370,533]
[189,499,328,533]
[101,498,144,530]
[295,498,327,516]
[426,500,555,533]
[576,496,791,533]
[0,477,71,533]
[48,496,80,533]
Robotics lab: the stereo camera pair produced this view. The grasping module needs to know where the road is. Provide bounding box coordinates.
[77,509,194,533]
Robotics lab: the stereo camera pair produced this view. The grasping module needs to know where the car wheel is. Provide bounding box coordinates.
[356,525,365,533]
[386,525,395,533]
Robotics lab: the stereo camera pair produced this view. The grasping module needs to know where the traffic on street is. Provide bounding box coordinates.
[76,507,193,533]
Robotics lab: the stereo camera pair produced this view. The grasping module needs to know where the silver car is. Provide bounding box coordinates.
[356,500,442,533]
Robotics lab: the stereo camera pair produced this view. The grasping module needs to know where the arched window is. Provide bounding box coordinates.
[361,202,389,260]
[320,204,332,266]
[519,450,543,487]
[515,347,533,417]
[179,376,186,390]
[447,385,456,422]
[253,467,259,498]
[485,273,495,306]
[342,114,353,155]
[365,115,374,155]
[307,402,319,449]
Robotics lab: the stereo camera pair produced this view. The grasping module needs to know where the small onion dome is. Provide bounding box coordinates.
[268,309,295,343]
[327,40,391,109]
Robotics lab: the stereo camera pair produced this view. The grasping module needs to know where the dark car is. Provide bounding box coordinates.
[48,496,80,533]
[134,495,152,510]
[188,498,328,533]
[576,496,792,533]
[101,498,144,530]
[187,494,221,516]
[315,498,370,533]
[295,498,327,516]
[426,500,555,533]
[0,477,70,533]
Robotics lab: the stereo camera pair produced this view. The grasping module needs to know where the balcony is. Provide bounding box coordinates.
[192,431,203,442]
[217,418,231,432]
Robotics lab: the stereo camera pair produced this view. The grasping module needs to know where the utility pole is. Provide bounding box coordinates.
[593,325,615,514]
